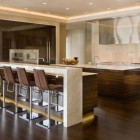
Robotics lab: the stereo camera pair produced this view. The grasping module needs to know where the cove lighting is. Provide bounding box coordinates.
[0,6,67,20]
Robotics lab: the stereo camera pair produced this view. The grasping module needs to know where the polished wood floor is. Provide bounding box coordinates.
[1,96,140,140]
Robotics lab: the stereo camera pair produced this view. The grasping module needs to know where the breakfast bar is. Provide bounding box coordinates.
[0,62,83,127]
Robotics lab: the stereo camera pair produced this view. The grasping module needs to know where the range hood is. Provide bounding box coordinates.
[99,15,140,44]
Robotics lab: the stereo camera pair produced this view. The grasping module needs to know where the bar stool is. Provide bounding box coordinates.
[47,75,64,112]
[33,69,62,128]
[0,68,12,109]
[3,66,25,114]
[16,67,42,120]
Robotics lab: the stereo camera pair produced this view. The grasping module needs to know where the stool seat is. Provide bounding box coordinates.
[47,84,62,91]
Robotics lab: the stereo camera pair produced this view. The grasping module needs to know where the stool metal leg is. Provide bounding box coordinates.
[6,83,26,115]
[15,83,18,113]
[2,80,6,108]
[48,91,50,128]
[30,86,32,119]
[19,86,42,121]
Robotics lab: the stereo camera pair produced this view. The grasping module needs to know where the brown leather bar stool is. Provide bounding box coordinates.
[0,68,12,109]
[47,74,64,112]
[3,66,25,114]
[16,67,42,121]
[33,69,62,128]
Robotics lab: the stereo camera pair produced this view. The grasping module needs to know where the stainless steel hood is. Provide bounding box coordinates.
[99,15,140,44]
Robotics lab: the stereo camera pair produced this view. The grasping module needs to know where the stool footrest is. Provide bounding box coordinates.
[36,119,62,129]
[6,106,26,115]
[19,112,43,121]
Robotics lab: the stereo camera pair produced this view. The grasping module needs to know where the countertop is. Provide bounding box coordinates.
[0,62,97,76]
[1,61,140,71]
[51,63,140,70]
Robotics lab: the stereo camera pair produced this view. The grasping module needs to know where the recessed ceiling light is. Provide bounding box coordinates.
[132,13,138,16]
[43,2,47,5]
[107,8,111,10]
[24,8,28,10]
[66,8,70,10]
[88,3,93,5]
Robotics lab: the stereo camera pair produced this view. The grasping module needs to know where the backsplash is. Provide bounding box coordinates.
[96,44,140,63]
[91,20,140,64]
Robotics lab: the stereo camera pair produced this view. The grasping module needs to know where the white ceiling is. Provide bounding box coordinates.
[0,0,140,18]
[0,0,140,23]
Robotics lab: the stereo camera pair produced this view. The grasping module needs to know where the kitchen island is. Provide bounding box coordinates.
[0,62,98,127]
[0,62,83,127]
[52,63,140,99]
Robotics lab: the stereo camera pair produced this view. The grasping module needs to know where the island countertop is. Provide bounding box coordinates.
[0,62,97,76]
[51,63,140,71]
[2,61,140,71]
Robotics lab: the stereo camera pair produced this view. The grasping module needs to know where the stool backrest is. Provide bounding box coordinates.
[33,69,49,90]
[17,68,29,86]
[3,66,15,84]
[0,68,5,80]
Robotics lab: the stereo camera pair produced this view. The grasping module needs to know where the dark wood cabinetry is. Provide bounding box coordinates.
[1,25,56,64]
[83,74,98,114]
[83,68,140,99]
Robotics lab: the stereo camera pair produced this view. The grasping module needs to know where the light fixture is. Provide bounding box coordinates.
[88,3,93,5]
[66,8,70,10]
[43,2,47,5]
[132,13,138,16]
[107,8,111,10]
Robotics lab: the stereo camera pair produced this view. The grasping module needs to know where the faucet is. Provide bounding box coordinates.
[93,56,99,66]
[127,50,134,63]
[37,58,45,65]
[127,50,134,55]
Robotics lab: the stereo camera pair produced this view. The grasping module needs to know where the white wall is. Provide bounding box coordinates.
[66,27,85,64]
[67,15,140,64]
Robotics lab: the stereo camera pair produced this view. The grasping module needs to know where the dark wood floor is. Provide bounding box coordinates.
[1,96,140,140]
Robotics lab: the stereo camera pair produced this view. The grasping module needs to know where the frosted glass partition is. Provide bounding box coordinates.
[0,62,83,127]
